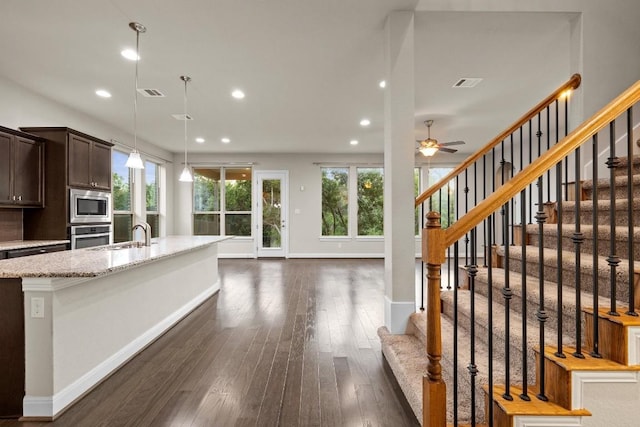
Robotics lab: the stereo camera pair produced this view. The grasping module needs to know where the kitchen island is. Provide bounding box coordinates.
[0,235,228,420]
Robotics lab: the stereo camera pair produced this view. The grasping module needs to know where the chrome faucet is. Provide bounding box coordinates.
[131,221,152,246]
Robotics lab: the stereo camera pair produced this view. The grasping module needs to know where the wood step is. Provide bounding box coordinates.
[583,307,640,365]
[536,345,640,410]
[489,384,590,427]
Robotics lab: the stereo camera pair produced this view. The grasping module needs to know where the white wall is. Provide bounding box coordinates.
[0,75,176,234]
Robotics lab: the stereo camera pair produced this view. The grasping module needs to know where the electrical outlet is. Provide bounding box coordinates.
[31,297,45,318]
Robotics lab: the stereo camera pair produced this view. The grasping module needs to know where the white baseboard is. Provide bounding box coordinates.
[627,326,640,365]
[384,296,415,334]
[23,281,220,418]
[571,370,639,410]
[288,252,385,258]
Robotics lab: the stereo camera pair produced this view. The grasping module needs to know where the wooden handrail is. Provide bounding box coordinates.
[444,79,640,247]
[415,73,582,207]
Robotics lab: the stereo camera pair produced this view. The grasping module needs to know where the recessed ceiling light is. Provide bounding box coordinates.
[95,89,111,98]
[350,140,359,145]
[121,49,139,61]
[379,80,386,88]
[221,137,231,144]
[231,89,245,99]
[195,137,205,143]
[360,118,371,127]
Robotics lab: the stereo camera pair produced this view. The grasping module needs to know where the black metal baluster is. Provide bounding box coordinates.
[510,134,515,245]
[606,121,620,316]
[555,156,565,358]
[487,218,495,424]
[535,175,549,400]
[483,155,488,268]
[626,107,638,316]
[453,241,459,425]
[421,202,425,311]
[591,134,602,358]
[546,106,551,202]
[465,169,470,267]
[573,145,585,358]
[502,195,513,400]
[529,120,533,224]
[520,185,530,399]
[563,98,569,201]
[493,148,497,245]
[447,181,452,291]
[468,228,478,425]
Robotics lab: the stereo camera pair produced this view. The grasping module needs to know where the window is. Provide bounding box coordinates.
[427,167,456,228]
[321,167,349,236]
[357,167,384,236]
[193,167,252,236]
[224,168,252,236]
[112,150,133,242]
[145,160,160,238]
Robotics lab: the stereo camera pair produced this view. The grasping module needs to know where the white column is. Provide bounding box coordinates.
[383,11,416,334]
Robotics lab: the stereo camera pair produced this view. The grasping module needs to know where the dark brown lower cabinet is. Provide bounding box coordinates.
[0,279,24,418]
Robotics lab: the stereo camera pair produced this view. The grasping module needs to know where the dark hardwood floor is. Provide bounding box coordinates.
[1,258,419,427]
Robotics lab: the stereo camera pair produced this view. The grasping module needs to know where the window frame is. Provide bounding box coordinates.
[112,149,134,243]
[192,166,253,238]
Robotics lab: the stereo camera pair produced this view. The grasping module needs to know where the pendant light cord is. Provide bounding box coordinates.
[183,78,188,165]
[133,28,140,152]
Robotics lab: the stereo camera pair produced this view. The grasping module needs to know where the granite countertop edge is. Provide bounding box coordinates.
[0,236,230,279]
[0,240,70,251]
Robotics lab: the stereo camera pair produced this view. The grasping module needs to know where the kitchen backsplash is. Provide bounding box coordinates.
[0,209,23,241]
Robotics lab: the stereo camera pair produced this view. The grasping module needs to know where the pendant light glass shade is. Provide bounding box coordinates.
[179,166,193,182]
[178,75,193,182]
[127,22,146,170]
[125,150,144,168]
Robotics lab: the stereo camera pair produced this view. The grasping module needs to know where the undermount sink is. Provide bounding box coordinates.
[90,241,150,251]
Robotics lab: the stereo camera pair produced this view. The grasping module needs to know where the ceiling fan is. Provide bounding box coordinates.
[416,120,465,157]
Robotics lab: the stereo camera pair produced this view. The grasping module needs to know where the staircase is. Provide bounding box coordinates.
[379,77,640,426]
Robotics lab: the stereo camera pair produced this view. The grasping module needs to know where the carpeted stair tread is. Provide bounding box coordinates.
[409,311,507,424]
[558,198,640,226]
[582,173,640,201]
[524,223,640,259]
[441,289,574,359]
[495,244,639,291]
[378,326,428,423]
[474,267,619,336]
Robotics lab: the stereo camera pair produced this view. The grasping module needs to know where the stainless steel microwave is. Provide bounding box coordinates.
[69,189,112,224]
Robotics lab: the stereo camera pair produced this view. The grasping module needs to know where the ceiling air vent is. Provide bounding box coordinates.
[172,113,193,120]
[452,78,483,88]
[137,88,165,97]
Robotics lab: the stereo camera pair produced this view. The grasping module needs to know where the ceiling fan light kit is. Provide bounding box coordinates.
[416,119,465,157]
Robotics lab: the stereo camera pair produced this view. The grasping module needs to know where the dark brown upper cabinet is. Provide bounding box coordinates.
[68,133,112,190]
[0,127,44,208]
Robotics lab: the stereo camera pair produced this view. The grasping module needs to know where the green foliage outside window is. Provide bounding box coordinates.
[357,168,384,236]
[427,168,456,229]
[321,168,348,236]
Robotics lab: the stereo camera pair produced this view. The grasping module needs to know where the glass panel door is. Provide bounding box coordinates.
[256,171,288,257]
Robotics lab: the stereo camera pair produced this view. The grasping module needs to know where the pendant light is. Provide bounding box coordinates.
[125,22,146,169]
[179,75,193,182]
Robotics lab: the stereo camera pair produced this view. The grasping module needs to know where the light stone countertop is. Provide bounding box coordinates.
[0,236,229,279]
[0,240,70,251]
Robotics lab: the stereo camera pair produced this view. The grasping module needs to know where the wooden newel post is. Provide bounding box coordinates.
[422,211,447,427]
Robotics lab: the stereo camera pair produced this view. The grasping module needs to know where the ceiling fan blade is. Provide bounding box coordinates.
[440,140,465,146]
[438,147,458,153]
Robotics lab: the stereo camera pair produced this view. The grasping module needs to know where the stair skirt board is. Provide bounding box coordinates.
[627,326,640,365]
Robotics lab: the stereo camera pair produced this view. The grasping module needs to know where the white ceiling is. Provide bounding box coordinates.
[0,1,574,156]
